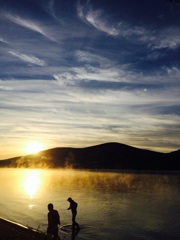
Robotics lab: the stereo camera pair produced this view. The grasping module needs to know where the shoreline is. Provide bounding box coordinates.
[0,217,51,240]
[0,217,75,240]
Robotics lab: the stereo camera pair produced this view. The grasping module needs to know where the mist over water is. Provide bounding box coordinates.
[0,169,179,240]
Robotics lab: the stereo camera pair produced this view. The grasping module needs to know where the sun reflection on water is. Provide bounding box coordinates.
[28,204,35,209]
[21,170,42,199]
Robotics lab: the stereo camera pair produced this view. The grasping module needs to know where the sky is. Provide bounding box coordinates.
[0,0,180,159]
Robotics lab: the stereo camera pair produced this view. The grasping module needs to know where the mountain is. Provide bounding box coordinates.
[0,142,179,170]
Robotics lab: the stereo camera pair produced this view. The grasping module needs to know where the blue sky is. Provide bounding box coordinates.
[0,0,180,159]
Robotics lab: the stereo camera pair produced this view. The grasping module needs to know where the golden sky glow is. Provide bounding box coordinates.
[0,0,179,160]
[24,141,44,155]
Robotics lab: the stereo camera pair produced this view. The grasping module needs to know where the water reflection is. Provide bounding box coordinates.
[28,204,35,209]
[20,169,43,199]
[14,169,180,197]
[0,169,179,240]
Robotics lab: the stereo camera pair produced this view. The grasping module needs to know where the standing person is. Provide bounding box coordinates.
[47,203,60,239]
[67,197,80,229]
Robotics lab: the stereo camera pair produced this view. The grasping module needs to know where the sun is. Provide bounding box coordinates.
[24,141,44,154]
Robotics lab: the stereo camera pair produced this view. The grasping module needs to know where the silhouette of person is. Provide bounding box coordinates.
[67,197,79,229]
[47,203,60,239]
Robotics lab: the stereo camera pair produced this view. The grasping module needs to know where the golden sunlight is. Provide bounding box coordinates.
[24,141,44,154]
[23,170,42,198]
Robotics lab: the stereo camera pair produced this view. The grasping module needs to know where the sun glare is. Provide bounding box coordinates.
[24,141,44,154]
[23,170,42,198]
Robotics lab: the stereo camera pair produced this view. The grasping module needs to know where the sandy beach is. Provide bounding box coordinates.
[0,217,51,240]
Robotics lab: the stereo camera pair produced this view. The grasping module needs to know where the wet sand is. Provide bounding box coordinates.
[0,217,51,240]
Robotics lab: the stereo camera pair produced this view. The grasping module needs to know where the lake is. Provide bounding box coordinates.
[0,168,179,240]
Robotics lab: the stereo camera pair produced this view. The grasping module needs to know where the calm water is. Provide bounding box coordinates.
[0,168,179,240]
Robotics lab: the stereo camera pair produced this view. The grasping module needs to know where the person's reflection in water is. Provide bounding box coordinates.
[47,203,61,240]
[71,227,80,240]
[67,197,80,230]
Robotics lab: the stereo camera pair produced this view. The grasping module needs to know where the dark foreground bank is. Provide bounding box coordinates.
[0,218,51,240]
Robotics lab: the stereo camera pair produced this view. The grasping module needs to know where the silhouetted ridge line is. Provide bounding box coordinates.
[0,142,179,170]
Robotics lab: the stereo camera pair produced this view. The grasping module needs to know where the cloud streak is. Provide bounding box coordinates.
[8,51,47,66]
[77,1,180,51]
[77,1,119,36]
[3,11,56,41]
[0,36,8,44]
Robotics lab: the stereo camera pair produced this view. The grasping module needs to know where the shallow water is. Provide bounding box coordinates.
[0,168,179,240]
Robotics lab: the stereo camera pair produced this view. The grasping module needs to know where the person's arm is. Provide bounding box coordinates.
[57,211,61,225]
[67,202,72,210]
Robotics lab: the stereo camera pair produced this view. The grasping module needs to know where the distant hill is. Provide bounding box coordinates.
[0,142,179,170]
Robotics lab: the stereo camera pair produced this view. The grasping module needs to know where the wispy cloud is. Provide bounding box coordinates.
[1,78,179,154]
[77,1,119,36]
[0,0,179,158]
[53,65,123,87]
[77,1,149,39]
[54,49,180,87]
[3,12,56,41]
[0,36,8,44]
[77,1,180,51]
[45,0,64,24]
[8,51,47,66]
[151,27,180,50]
[117,23,180,50]
[74,50,116,67]
[5,13,44,34]
[47,0,57,19]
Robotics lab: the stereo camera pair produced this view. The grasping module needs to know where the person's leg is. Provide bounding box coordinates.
[75,221,79,229]
[72,214,75,228]
[52,225,59,238]
[47,226,54,237]
[72,212,79,229]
